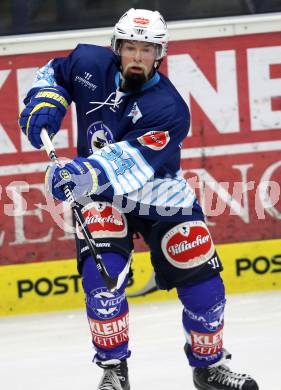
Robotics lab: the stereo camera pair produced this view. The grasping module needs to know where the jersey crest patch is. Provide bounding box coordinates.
[87,121,114,154]
[128,102,142,124]
[161,220,215,269]
[137,130,170,150]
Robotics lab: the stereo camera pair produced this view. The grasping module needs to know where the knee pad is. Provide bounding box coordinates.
[177,275,226,367]
[82,252,130,361]
[82,253,129,318]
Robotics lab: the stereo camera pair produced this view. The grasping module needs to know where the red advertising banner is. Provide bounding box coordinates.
[0,32,280,265]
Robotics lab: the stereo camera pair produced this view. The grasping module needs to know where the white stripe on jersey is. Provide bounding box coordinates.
[126,176,196,208]
[89,141,154,195]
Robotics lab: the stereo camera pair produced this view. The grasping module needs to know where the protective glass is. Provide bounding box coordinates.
[119,41,161,60]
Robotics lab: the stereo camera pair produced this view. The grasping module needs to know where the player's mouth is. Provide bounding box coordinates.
[129,66,144,74]
[124,62,148,78]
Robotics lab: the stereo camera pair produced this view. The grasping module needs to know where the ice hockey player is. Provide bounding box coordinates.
[19,8,259,390]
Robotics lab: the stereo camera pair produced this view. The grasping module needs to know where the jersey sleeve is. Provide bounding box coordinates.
[30,46,81,93]
[30,44,112,99]
[89,99,190,196]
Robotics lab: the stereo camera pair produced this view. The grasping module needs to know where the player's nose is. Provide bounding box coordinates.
[133,49,142,62]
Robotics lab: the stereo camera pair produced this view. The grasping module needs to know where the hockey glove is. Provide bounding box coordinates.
[45,157,99,201]
[19,86,72,149]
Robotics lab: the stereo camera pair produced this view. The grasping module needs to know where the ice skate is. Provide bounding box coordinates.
[193,364,259,390]
[97,360,130,390]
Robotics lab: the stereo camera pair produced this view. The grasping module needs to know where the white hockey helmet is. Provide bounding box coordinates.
[111,8,169,60]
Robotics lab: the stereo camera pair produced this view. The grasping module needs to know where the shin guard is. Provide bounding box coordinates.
[177,275,226,368]
[82,253,131,362]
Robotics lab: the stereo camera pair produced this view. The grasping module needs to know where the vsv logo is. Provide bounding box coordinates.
[86,287,126,319]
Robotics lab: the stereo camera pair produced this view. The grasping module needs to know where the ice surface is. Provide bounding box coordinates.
[0,290,280,389]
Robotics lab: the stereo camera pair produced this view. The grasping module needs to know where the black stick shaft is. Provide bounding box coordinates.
[40,129,118,291]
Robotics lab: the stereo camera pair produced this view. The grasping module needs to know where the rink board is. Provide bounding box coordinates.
[0,238,280,316]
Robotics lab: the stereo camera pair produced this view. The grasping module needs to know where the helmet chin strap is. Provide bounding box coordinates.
[154,58,162,70]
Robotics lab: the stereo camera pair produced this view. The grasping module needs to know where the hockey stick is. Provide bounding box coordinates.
[41,128,131,292]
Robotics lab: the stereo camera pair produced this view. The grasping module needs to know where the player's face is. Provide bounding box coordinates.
[119,40,157,80]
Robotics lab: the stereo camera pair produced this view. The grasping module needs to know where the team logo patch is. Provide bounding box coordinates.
[88,311,129,349]
[87,121,114,154]
[191,327,223,356]
[161,221,215,269]
[86,287,126,319]
[128,101,142,124]
[133,17,150,25]
[137,131,170,151]
[59,169,71,180]
[76,202,127,239]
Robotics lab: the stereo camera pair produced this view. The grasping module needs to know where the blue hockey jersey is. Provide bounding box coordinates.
[34,44,202,221]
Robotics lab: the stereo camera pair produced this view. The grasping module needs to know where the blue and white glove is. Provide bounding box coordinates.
[19,86,72,149]
[45,157,99,201]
